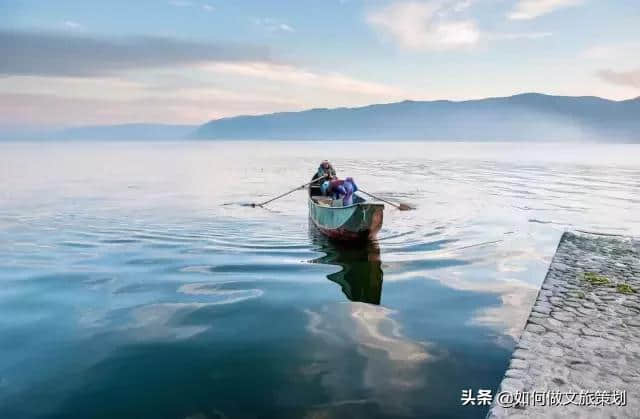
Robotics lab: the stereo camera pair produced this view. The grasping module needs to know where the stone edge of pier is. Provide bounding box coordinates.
[487,230,640,418]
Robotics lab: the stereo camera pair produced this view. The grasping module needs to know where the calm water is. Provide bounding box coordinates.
[1,141,639,419]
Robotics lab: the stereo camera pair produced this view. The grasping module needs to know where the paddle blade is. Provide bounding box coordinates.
[398,203,414,211]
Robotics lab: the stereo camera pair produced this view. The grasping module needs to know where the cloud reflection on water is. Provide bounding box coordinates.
[304,302,432,417]
[119,283,264,341]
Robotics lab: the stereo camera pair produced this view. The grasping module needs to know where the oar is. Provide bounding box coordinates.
[251,175,327,208]
[358,189,413,211]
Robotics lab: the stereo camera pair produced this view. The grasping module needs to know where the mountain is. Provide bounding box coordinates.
[193,93,640,142]
[56,123,196,140]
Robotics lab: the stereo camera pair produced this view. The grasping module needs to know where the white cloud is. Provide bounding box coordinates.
[0,89,301,126]
[597,69,640,89]
[0,61,418,126]
[583,43,640,61]
[489,31,552,40]
[367,1,480,51]
[583,43,640,89]
[0,76,147,100]
[203,61,409,97]
[63,20,83,30]
[452,0,475,12]
[202,4,214,12]
[508,0,583,20]
[252,17,295,33]
[366,1,551,51]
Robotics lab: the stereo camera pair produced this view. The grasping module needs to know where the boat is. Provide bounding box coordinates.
[308,177,384,241]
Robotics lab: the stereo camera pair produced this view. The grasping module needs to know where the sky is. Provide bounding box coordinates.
[1,0,639,128]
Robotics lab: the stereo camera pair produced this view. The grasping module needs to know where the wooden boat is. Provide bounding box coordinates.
[308,179,384,241]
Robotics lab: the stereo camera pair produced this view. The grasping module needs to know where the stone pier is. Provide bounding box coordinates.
[488,231,640,418]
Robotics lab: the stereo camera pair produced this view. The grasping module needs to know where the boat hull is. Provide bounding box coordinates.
[308,197,384,241]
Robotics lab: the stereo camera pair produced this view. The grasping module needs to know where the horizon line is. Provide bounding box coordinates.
[3,91,639,131]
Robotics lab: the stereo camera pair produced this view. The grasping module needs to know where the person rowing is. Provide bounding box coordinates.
[314,160,336,184]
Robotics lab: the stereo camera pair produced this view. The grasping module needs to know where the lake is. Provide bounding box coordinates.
[1,141,639,419]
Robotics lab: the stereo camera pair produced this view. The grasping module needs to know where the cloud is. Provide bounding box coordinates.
[62,20,83,30]
[366,1,550,51]
[0,29,272,77]
[0,91,301,126]
[596,69,640,88]
[0,30,415,126]
[452,0,475,12]
[367,1,480,51]
[252,17,295,33]
[583,43,640,61]
[584,44,640,88]
[203,61,409,97]
[508,0,583,20]
[488,31,552,40]
[169,1,215,13]
[0,62,412,126]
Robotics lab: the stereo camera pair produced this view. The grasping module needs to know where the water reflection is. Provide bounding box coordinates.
[309,227,384,305]
[3,142,639,418]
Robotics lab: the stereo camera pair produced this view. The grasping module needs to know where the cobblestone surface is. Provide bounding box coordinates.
[488,231,640,418]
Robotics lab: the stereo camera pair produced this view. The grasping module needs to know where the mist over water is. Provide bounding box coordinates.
[1,141,639,418]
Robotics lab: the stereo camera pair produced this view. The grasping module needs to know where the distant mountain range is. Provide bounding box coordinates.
[7,94,639,142]
[194,93,640,142]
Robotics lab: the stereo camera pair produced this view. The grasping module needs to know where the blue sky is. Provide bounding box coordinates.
[1,0,639,127]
